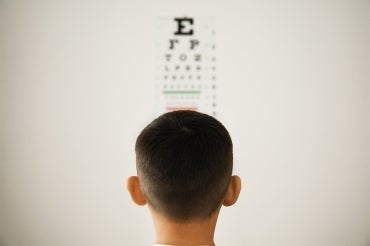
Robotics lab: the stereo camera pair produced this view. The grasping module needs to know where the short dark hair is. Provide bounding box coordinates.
[135,110,233,221]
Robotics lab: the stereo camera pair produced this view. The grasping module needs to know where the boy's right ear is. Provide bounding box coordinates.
[127,176,147,206]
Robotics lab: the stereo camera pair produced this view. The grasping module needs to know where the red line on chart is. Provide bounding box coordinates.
[166,107,198,111]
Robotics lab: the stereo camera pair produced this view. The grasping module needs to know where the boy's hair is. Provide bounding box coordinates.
[135,110,233,221]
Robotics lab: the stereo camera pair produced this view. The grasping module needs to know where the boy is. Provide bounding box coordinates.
[127,110,241,246]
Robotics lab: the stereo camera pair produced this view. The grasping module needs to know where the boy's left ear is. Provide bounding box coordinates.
[127,176,147,206]
[222,175,241,206]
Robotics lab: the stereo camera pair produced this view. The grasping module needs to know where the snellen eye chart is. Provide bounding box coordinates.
[155,16,217,117]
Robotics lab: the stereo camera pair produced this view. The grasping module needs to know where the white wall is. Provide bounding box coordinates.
[0,0,369,245]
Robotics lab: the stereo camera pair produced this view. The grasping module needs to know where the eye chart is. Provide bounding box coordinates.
[155,17,217,117]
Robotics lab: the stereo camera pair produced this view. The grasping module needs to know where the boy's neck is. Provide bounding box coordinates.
[150,208,219,246]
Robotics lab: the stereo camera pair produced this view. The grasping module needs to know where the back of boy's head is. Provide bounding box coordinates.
[135,110,233,222]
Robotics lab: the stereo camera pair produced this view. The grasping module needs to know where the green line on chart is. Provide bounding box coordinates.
[163,90,201,94]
